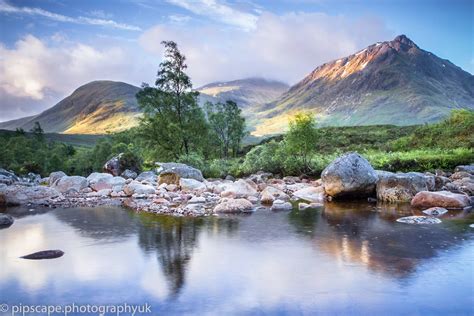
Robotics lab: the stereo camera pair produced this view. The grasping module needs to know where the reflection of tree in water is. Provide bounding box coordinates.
[288,201,473,278]
[137,214,238,298]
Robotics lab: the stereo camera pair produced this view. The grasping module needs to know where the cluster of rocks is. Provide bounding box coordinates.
[1,152,473,223]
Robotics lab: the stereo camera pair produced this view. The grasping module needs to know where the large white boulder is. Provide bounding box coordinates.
[52,176,88,193]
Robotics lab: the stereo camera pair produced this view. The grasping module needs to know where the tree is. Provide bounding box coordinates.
[30,121,44,142]
[206,100,246,158]
[136,41,208,160]
[284,113,318,173]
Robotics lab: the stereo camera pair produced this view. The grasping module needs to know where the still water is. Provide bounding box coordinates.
[0,203,473,315]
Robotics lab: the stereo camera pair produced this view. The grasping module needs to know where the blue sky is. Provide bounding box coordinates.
[0,0,472,121]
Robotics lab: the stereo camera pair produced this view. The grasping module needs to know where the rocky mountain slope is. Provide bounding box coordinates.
[252,35,474,135]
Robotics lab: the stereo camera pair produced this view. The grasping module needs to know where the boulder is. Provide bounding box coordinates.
[121,169,137,179]
[103,154,122,176]
[396,216,442,224]
[411,191,470,209]
[0,169,20,185]
[454,165,474,174]
[292,186,325,203]
[0,213,14,228]
[260,186,289,204]
[213,198,254,213]
[136,171,158,183]
[221,179,258,198]
[52,176,88,193]
[87,173,126,192]
[422,207,448,216]
[188,196,206,204]
[376,172,430,202]
[451,177,474,196]
[321,152,378,198]
[48,171,67,186]
[156,162,204,182]
[180,178,206,191]
[123,181,156,196]
[0,185,63,206]
[158,172,180,185]
[270,199,292,211]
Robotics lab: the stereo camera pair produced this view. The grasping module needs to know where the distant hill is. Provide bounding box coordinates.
[0,81,141,134]
[0,129,105,147]
[252,35,474,136]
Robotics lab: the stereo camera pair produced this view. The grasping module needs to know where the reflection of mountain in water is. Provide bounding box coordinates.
[53,207,140,241]
[289,201,473,278]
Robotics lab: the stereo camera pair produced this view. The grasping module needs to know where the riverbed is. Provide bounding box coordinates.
[0,203,473,315]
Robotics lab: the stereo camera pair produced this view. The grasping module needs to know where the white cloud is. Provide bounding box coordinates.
[166,0,258,31]
[0,0,141,31]
[139,12,393,86]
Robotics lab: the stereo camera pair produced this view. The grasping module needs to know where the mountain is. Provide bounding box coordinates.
[196,78,289,109]
[0,81,141,134]
[252,35,474,136]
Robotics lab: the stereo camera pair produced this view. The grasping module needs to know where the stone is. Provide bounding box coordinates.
[322,152,378,198]
[396,216,442,224]
[213,198,254,213]
[376,172,430,202]
[180,178,206,191]
[0,169,20,185]
[103,153,123,176]
[21,250,64,260]
[52,176,88,193]
[0,185,63,206]
[221,179,258,198]
[292,186,325,203]
[454,165,474,174]
[271,199,293,211]
[156,162,204,182]
[159,172,180,185]
[451,177,474,196]
[450,171,473,181]
[260,186,289,204]
[136,171,157,183]
[121,169,138,179]
[0,213,14,228]
[87,173,126,192]
[123,181,156,196]
[422,207,448,216]
[247,196,259,204]
[298,202,323,210]
[188,196,206,204]
[411,191,470,209]
[225,175,235,181]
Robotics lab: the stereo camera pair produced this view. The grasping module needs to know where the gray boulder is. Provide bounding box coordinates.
[0,169,19,185]
[103,153,123,176]
[156,162,204,182]
[0,185,64,206]
[87,173,126,192]
[0,213,14,228]
[48,171,67,186]
[322,152,378,198]
[135,171,157,183]
[121,169,137,179]
[454,165,474,174]
[123,181,155,196]
[376,172,430,202]
[213,198,253,213]
[52,176,88,193]
[270,199,293,211]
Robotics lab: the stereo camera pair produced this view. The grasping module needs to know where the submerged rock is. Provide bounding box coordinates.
[20,250,64,260]
[422,207,448,216]
[322,152,378,199]
[0,213,14,228]
[396,216,442,224]
[411,191,470,209]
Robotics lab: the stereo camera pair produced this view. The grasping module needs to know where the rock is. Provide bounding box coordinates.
[166,184,178,192]
[26,172,42,184]
[247,196,259,204]
[123,181,156,196]
[0,213,14,228]
[299,202,323,210]
[249,172,272,184]
[396,216,442,224]
[271,199,293,211]
[136,171,157,183]
[225,175,235,181]
[103,153,123,176]
[450,171,473,181]
[454,165,474,174]
[213,198,254,213]
[376,172,430,202]
[121,169,137,179]
[260,186,289,204]
[158,172,180,185]
[20,250,64,260]
[422,207,448,216]
[52,176,88,193]
[180,178,206,191]
[322,152,378,198]
[292,186,325,202]
[48,171,67,186]
[0,185,63,206]
[434,175,451,191]
[87,173,126,192]
[411,191,470,209]
[0,169,20,185]
[451,177,474,196]
[156,162,204,182]
[188,196,206,204]
[221,179,258,198]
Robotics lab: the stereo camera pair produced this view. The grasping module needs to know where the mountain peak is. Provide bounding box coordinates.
[391,34,418,49]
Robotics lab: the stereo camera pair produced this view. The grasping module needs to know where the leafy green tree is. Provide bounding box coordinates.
[136,41,208,160]
[284,113,319,173]
[206,100,246,158]
[30,121,44,142]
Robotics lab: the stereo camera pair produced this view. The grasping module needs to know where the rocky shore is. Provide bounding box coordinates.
[1,153,473,220]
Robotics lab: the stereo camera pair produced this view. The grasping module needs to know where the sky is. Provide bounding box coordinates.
[0,0,472,122]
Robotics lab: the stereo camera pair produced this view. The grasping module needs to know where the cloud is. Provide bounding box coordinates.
[139,11,393,86]
[0,0,141,31]
[166,0,258,31]
[0,35,153,121]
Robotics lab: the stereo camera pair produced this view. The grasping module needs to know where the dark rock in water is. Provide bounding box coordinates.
[0,213,14,228]
[20,250,64,260]
[367,197,377,203]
